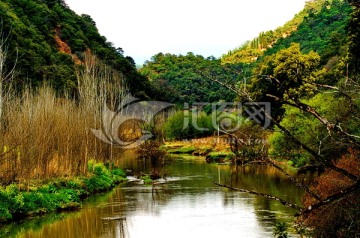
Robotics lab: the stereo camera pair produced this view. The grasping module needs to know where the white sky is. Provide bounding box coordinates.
[65,0,307,65]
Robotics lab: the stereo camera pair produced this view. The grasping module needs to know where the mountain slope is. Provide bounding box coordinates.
[0,0,152,97]
[221,0,351,66]
[140,53,237,104]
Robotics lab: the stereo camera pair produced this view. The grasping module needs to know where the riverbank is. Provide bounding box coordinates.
[162,137,316,169]
[0,160,127,224]
[162,136,237,163]
[6,151,305,238]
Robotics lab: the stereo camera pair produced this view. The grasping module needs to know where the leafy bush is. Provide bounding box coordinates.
[273,221,288,238]
[167,146,197,154]
[0,160,126,223]
[268,93,352,167]
[140,175,153,185]
[164,111,214,140]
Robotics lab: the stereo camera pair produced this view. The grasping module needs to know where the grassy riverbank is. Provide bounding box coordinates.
[162,136,236,162]
[0,160,127,224]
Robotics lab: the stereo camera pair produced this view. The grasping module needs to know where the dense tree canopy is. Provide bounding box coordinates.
[348,0,360,71]
[0,0,153,97]
[140,53,238,104]
[222,0,351,66]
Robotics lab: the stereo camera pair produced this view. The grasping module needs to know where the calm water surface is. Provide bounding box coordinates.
[2,151,309,238]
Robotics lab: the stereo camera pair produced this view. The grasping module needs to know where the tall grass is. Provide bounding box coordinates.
[0,54,126,185]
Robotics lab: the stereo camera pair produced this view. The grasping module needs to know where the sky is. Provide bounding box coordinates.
[65,0,307,65]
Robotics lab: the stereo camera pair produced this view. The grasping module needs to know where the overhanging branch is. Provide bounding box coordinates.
[214,181,303,211]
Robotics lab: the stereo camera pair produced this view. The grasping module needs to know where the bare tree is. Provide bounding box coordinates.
[0,26,17,128]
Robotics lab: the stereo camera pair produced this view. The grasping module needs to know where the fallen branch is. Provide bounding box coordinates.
[213,181,303,211]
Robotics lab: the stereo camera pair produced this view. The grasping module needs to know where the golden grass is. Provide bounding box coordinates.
[0,54,126,185]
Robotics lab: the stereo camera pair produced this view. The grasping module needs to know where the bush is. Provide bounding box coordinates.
[273,221,288,238]
[0,160,127,223]
[167,146,197,154]
[0,207,12,223]
[268,93,351,166]
[164,110,214,140]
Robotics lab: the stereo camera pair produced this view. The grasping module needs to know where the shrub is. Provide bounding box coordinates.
[0,160,126,223]
[268,93,351,167]
[273,221,288,238]
[164,110,214,140]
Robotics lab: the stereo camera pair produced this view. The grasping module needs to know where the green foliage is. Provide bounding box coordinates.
[249,43,324,120]
[140,53,237,104]
[140,175,153,185]
[0,0,152,97]
[222,0,351,66]
[347,0,360,71]
[273,221,288,238]
[0,160,126,223]
[268,93,353,166]
[265,0,351,65]
[164,110,215,140]
[84,159,127,193]
[163,111,188,140]
[207,152,234,159]
[167,146,197,154]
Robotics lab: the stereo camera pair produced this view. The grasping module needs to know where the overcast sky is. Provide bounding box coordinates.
[65,0,307,65]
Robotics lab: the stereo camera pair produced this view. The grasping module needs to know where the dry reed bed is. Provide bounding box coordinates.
[0,54,126,185]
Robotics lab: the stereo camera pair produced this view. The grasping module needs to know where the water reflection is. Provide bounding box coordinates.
[3,153,310,238]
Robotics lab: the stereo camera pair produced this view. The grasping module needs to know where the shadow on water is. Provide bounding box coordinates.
[1,152,315,238]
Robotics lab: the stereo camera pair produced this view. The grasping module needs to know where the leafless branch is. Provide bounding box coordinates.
[214,181,303,211]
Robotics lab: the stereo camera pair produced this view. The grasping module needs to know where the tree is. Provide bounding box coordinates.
[0,27,17,127]
[228,120,269,164]
[251,43,324,119]
[268,93,352,167]
[208,42,360,236]
[348,0,360,71]
[140,53,237,104]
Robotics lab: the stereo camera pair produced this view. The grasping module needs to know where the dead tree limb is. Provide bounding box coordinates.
[214,181,303,211]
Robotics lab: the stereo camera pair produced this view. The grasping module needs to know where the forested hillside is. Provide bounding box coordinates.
[222,0,350,66]
[140,0,351,106]
[140,53,238,104]
[0,0,153,97]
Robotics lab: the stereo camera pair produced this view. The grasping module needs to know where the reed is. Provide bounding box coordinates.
[0,54,126,185]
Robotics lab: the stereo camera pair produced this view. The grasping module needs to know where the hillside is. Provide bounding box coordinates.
[140,53,238,104]
[0,0,153,97]
[221,0,351,66]
[140,0,351,105]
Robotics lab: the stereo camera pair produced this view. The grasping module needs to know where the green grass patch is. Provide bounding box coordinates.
[205,151,235,163]
[139,175,153,185]
[207,151,234,159]
[0,160,127,224]
[167,146,197,154]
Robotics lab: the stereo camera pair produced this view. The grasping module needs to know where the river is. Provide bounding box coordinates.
[1,151,310,238]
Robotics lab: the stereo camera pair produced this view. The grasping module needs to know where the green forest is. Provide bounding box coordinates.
[0,0,154,97]
[0,0,359,237]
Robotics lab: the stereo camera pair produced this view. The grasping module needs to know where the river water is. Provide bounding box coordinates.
[2,151,309,238]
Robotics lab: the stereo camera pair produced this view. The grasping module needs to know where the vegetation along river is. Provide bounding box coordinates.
[1,151,312,238]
